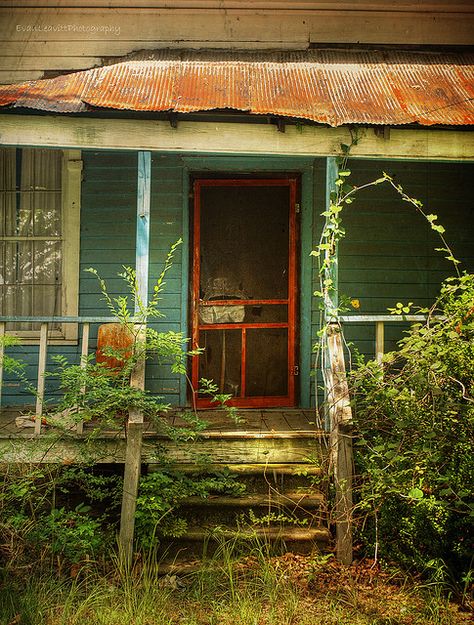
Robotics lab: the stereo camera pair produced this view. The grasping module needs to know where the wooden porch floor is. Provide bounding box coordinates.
[0,407,321,438]
[0,407,326,465]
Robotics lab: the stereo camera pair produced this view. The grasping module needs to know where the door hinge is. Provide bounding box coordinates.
[291,365,299,376]
[295,203,300,213]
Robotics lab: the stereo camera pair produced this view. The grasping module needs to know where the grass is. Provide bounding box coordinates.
[0,547,471,625]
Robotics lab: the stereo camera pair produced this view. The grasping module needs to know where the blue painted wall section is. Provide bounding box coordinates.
[338,159,474,361]
[135,151,151,309]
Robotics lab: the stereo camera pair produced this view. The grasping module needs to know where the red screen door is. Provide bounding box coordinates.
[191,178,297,408]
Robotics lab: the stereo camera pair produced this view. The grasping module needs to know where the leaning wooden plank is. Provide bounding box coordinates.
[34,323,48,435]
[327,323,353,566]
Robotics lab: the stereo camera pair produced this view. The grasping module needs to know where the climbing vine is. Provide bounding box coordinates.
[311,137,462,415]
[311,138,472,584]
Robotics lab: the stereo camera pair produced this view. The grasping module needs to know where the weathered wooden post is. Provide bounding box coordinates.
[326,324,353,565]
[322,156,353,565]
[119,150,151,565]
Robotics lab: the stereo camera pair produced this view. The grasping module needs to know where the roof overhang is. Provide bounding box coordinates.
[0,49,473,127]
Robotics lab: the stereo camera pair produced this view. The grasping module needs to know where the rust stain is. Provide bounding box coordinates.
[0,50,472,126]
[96,323,134,373]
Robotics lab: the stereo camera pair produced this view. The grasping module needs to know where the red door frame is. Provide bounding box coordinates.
[191,178,298,408]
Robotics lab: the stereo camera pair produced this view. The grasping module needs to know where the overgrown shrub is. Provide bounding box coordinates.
[135,469,246,546]
[0,466,119,568]
[0,242,247,566]
[351,273,474,583]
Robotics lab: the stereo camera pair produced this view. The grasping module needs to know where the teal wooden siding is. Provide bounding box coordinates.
[3,153,473,412]
[336,159,474,360]
[2,151,138,406]
[81,151,185,405]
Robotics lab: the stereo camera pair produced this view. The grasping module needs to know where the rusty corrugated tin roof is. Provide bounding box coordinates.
[0,50,473,126]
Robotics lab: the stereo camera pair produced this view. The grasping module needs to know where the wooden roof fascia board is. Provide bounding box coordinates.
[2,9,474,48]
[0,114,473,160]
[5,1,474,10]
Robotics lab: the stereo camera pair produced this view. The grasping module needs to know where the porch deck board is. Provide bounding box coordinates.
[0,407,320,438]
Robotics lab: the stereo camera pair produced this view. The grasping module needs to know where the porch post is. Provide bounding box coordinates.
[322,157,339,429]
[325,157,339,315]
[119,150,151,564]
[324,157,353,565]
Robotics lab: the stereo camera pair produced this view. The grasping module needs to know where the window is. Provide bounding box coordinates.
[0,148,81,342]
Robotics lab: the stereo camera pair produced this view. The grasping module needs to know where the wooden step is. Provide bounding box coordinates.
[148,463,323,476]
[180,491,325,508]
[158,560,202,576]
[182,526,330,543]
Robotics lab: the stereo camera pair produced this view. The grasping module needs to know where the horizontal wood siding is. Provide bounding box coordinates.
[146,155,185,402]
[2,151,186,407]
[1,3,473,83]
[336,159,474,359]
[3,154,473,413]
[81,151,185,404]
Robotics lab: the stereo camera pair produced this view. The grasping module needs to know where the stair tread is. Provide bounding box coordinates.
[181,491,325,507]
[144,430,326,439]
[183,525,330,542]
[148,463,323,475]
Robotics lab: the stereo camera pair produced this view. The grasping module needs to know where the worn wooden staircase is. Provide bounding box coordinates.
[145,410,331,571]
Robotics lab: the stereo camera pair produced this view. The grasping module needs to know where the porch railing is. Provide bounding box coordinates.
[338,314,431,364]
[1,313,436,436]
[0,315,137,435]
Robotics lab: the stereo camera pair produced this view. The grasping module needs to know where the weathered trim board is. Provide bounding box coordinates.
[0,115,473,160]
[0,434,318,464]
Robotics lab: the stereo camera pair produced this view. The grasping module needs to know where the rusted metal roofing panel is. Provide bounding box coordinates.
[0,50,472,126]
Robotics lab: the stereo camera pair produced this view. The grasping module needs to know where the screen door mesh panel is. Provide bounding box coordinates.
[198,329,242,397]
[199,185,290,301]
[246,328,288,397]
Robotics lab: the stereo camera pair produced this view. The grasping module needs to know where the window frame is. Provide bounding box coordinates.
[2,148,82,344]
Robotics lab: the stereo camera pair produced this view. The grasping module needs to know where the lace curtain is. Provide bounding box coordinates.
[0,148,62,331]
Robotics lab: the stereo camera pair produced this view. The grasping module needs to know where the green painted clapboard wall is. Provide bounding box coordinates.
[3,153,473,410]
[80,151,185,405]
[336,159,474,359]
[80,151,317,407]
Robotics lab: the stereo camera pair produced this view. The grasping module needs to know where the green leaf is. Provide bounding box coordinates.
[408,487,424,500]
